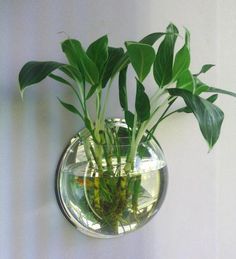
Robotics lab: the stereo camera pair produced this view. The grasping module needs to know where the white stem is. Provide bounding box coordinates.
[76,80,85,110]
[150,83,174,107]
[150,87,164,105]
[100,79,113,123]
[127,112,138,162]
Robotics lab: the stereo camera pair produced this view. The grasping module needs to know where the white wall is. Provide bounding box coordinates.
[0,0,235,258]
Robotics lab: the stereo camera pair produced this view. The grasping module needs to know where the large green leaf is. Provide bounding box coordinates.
[119,66,128,110]
[153,23,179,87]
[172,29,190,81]
[135,79,150,122]
[177,94,218,113]
[168,88,224,149]
[86,35,108,75]
[139,32,165,45]
[19,61,66,95]
[102,47,124,88]
[61,39,84,71]
[176,69,194,92]
[126,42,155,82]
[111,32,166,79]
[61,39,99,85]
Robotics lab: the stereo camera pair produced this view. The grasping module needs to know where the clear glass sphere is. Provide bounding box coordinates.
[55,119,168,238]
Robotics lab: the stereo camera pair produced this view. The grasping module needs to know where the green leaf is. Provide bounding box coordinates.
[153,23,179,87]
[135,79,150,122]
[61,39,99,85]
[168,88,224,149]
[194,64,215,76]
[126,42,155,82]
[192,79,236,98]
[61,39,82,69]
[125,110,135,128]
[176,69,194,92]
[119,66,128,110]
[139,32,165,45]
[86,84,99,100]
[111,32,166,79]
[57,98,83,119]
[177,75,210,96]
[49,73,73,87]
[177,94,218,113]
[172,29,190,81]
[110,53,129,79]
[207,94,218,103]
[102,47,125,88]
[86,35,108,75]
[184,27,190,49]
[84,117,94,132]
[193,77,209,95]
[19,61,66,95]
[206,86,236,97]
[59,64,82,82]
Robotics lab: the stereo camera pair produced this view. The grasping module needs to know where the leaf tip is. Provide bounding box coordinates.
[207,144,213,153]
[124,41,134,48]
[19,85,25,100]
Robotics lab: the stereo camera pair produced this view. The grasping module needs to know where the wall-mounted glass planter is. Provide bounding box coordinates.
[55,119,168,238]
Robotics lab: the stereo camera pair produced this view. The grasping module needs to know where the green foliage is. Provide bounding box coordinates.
[57,98,83,118]
[126,42,155,82]
[206,86,236,97]
[49,73,73,87]
[59,65,82,82]
[125,110,135,129]
[19,61,66,95]
[111,32,166,79]
[135,79,150,122]
[172,29,190,81]
[18,25,236,233]
[62,39,99,85]
[153,24,178,87]
[18,23,236,151]
[119,66,128,110]
[168,88,224,149]
[177,94,218,113]
[86,83,99,100]
[193,77,209,95]
[176,69,194,92]
[86,35,108,76]
[102,47,124,88]
[139,32,165,45]
[194,64,215,76]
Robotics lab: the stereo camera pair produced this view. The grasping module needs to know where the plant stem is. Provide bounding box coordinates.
[89,143,103,213]
[100,79,114,123]
[74,80,86,114]
[145,97,177,141]
[125,112,138,172]
[96,85,102,118]
[134,95,176,152]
